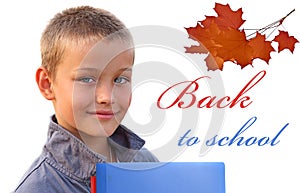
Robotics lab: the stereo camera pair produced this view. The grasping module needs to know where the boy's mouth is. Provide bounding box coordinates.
[88,110,117,120]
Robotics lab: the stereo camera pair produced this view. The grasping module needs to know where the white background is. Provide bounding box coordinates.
[1,0,299,192]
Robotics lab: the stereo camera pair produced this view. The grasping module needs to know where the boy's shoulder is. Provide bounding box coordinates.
[13,155,89,193]
[14,156,48,193]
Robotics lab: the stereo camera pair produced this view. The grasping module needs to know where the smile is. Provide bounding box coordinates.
[88,110,117,120]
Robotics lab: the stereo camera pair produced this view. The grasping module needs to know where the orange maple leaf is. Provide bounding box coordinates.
[201,3,245,30]
[185,22,221,54]
[215,28,253,68]
[185,3,298,71]
[273,30,299,53]
[205,54,225,71]
[248,32,275,63]
[185,22,224,70]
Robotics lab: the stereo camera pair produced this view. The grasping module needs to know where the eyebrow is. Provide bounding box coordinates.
[119,67,132,72]
[73,67,132,72]
[73,68,98,72]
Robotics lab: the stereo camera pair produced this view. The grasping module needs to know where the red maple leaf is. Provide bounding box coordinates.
[202,3,245,30]
[273,30,299,53]
[248,32,275,63]
[185,3,299,71]
[215,28,253,68]
[205,54,224,71]
[185,22,221,54]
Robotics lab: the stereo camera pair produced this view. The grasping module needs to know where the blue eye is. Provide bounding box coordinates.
[114,76,130,84]
[78,77,95,83]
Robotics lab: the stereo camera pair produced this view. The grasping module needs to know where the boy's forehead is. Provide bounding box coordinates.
[77,39,134,69]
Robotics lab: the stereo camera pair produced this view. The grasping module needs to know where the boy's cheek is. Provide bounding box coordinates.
[115,90,132,105]
[72,91,95,112]
[73,86,95,100]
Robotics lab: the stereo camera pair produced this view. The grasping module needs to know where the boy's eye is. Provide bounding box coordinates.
[114,76,130,84]
[78,77,95,83]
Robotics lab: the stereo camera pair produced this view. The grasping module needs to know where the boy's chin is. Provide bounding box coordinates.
[78,126,117,138]
[75,117,120,137]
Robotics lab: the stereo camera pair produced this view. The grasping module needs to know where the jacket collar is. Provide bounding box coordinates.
[43,115,145,181]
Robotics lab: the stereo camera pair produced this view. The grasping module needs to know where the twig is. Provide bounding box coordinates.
[245,9,295,38]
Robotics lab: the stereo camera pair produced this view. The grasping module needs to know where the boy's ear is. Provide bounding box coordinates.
[36,67,55,100]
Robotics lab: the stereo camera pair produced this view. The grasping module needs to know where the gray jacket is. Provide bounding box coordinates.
[14,115,158,193]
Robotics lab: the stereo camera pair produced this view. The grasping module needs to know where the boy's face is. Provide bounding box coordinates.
[52,40,134,138]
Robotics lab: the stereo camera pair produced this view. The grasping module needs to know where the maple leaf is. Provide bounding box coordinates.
[185,22,221,53]
[184,45,208,54]
[185,22,224,70]
[185,3,298,71]
[215,28,253,67]
[201,3,245,30]
[248,32,275,63]
[273,30,299,53]
[205,54,224,71]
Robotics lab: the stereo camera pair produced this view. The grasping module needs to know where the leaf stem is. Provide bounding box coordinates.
[245,9,295,38]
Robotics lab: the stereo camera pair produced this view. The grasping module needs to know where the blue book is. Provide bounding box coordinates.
[96,162,225,193]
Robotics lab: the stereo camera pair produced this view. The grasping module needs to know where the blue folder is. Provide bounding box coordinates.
[96,162,225,193]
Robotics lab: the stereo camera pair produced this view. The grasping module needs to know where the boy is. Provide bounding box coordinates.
[14,5,158,193]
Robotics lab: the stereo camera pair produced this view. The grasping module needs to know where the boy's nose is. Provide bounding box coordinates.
[95,84,113,105]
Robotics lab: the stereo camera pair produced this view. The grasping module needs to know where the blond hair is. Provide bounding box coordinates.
[40,5,132,78]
